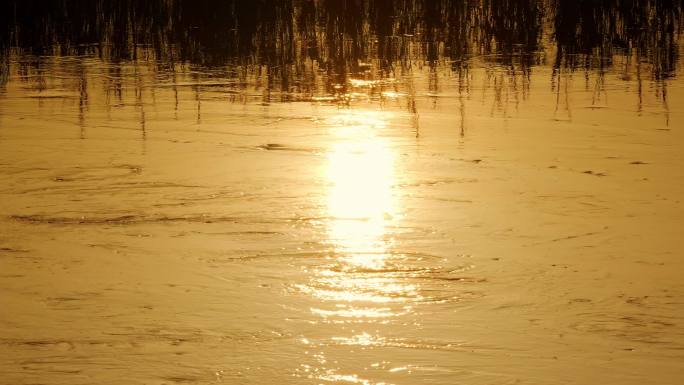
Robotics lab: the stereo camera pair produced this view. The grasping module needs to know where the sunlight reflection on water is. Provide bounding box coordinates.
[322,110,406,310]
[325,109,398,259]
[303,111,417,377]
[327,139,396,261]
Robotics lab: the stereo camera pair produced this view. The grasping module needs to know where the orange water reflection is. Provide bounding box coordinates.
[326,110,396,266]
[327,139,395,266]
[307,110,418,317]
[296,110,419,384]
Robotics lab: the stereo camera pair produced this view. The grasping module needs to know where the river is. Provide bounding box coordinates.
[1,1,683,384]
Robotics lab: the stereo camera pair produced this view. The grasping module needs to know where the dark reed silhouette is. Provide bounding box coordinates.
[0,0,681,107]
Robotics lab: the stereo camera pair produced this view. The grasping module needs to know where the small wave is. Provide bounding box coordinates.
[255,143,322,153]
[9,214,243,225]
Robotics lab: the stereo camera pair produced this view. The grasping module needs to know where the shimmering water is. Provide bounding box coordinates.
[1,1,684,384]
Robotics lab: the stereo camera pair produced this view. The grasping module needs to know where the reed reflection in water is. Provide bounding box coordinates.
[1,0,682,106]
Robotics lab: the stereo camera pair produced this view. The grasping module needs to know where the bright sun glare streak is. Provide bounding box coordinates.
[306,109,418,317]
[326,127,396,270]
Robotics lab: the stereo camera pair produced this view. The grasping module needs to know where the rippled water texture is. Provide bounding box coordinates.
[1,1,684,384]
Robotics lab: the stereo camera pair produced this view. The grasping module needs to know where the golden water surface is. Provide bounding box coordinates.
[1,1,683,384]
